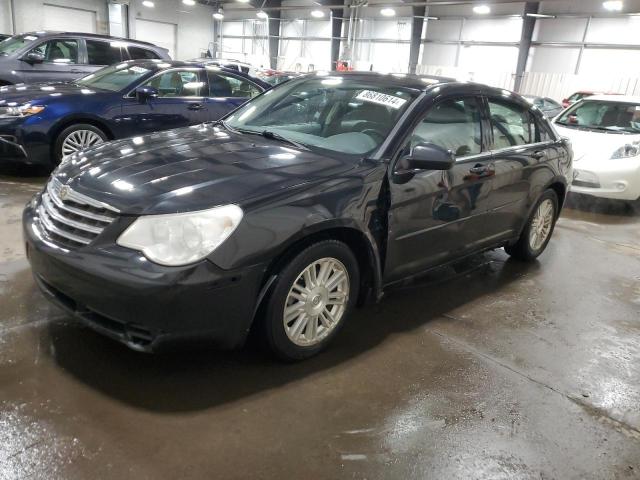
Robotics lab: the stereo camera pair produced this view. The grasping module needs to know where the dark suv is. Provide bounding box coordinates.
[23,73,573,360]
[0,32,170,85]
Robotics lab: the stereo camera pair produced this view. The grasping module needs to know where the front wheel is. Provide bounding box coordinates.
[54,124,107,164]
[263,240,359,361]
[505,189,559,261]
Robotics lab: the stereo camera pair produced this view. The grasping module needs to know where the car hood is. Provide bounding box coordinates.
[52,124,361,215]
[554,124,640,163]
[0,82,107,104]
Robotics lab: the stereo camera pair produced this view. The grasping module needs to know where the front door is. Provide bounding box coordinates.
[121,68,209,135]
[384,96,495,284]
[19,38,85,83]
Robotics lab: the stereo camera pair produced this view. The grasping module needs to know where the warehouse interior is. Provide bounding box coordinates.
[0,0,639,478]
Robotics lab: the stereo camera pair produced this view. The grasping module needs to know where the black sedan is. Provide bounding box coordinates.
[23,72,572,360]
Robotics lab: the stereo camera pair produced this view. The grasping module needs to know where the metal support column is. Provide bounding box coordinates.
[514,2,539,93]
[330,7,344,69]
[266,0,282,70]
[408,6,425,74]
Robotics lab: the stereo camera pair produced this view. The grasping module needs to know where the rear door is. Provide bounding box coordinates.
[121,68,208,135]
[84,39,126,75]
[19,37,86,83]
[204,70,262,120]
[484,96,557,240]
[385,95,496,283]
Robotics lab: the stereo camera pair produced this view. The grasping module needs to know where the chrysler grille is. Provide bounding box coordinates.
[37,177,119,248]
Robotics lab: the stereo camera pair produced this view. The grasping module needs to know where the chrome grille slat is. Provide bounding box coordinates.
[41,193,103,234]
[36,176,119,248]
[45,182,115,223]
[37,204,92,245]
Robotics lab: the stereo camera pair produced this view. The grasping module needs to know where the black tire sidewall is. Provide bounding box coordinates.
[264,240,360,361]
[521,190,559,258]
[54,124,107,164]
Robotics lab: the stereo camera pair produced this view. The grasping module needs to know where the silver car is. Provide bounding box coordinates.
[0,31,170,86]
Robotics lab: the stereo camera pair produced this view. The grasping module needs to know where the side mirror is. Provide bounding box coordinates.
[135,86,158,103]
[402,142,456,171]
[23,51,45,64]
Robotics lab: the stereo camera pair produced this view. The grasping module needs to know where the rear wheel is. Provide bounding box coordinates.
[54,124,107,164]
[263,240,359,361]
[505,189,558,261]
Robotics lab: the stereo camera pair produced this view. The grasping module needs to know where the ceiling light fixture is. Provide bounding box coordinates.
[380,7,396,17]
[473,4,491,14]
[142,0,155,7]
[526,13,556,18]
[213,9,224,19]
[311,9,325,18]
[256,10,268,18]
[182,0,196,5]
[603,1,623,11]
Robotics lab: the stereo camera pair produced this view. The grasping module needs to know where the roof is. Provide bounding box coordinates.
[289,71,458,91]
[21,31,161,49]
[583,94,640,103]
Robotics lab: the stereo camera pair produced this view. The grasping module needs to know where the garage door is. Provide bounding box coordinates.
[135,19,176,59]
[43,4,97,33]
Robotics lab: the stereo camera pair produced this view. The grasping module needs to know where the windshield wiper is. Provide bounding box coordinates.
[261,130,309,151]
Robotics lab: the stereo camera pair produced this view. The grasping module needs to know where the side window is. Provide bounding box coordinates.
[28,39,79,64]
[143,70,204,97]
[128,46,160,60]
[488,99,534,149]
[408,97,482,157]
[208,72,261,98]
[86,40,123,66]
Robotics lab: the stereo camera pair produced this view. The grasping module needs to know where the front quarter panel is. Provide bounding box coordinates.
[209,162,386,273]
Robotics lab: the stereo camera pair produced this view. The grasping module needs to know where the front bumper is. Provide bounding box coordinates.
[23,203,267,352]
[570,158,640,201]
[0,117,51,165]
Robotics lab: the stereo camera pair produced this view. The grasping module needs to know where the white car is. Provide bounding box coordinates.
[554,95,640,202]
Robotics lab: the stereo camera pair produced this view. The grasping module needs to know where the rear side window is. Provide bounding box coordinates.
[488,99,534,148]
[207,72,261,98]
[143,69,204,97]
[28,39,79,64]
[86,40,124,66]
[409,97,482,157]
[128,46,160,60]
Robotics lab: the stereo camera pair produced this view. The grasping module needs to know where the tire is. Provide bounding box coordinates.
[54,123,107,164]
[505,189,559,261]
[262,240,360,361]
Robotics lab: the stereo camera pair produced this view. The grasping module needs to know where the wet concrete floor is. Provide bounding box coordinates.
[1,169,639,479]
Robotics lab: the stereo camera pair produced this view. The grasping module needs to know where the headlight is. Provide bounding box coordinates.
[611,141,640,159]
[0,104,45,117]
[117,204,243,266]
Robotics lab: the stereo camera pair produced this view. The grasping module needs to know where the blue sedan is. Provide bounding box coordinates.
[0,60,270,166]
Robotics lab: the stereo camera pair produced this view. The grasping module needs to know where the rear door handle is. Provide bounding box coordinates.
[532,150,546,159]
[188,104,204,111]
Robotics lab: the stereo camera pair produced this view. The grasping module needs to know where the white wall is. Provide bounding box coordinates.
[7,0,109,34]
[129,0,214,60]
[0,0,13,34]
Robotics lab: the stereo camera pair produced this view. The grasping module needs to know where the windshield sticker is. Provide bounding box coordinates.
[355,90,407,109]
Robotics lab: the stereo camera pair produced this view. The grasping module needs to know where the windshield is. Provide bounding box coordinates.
[225,75,420,156]
[74,63,153,92]
[556,100,640,134]
[0,34,39,56]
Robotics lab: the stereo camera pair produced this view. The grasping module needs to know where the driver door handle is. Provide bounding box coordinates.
[188,103,204,111]
[532,150,546,159]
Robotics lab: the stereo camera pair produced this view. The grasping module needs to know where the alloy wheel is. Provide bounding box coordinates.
[529,199,555,251]
[61,130,104,156]
[283,257,350,347]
